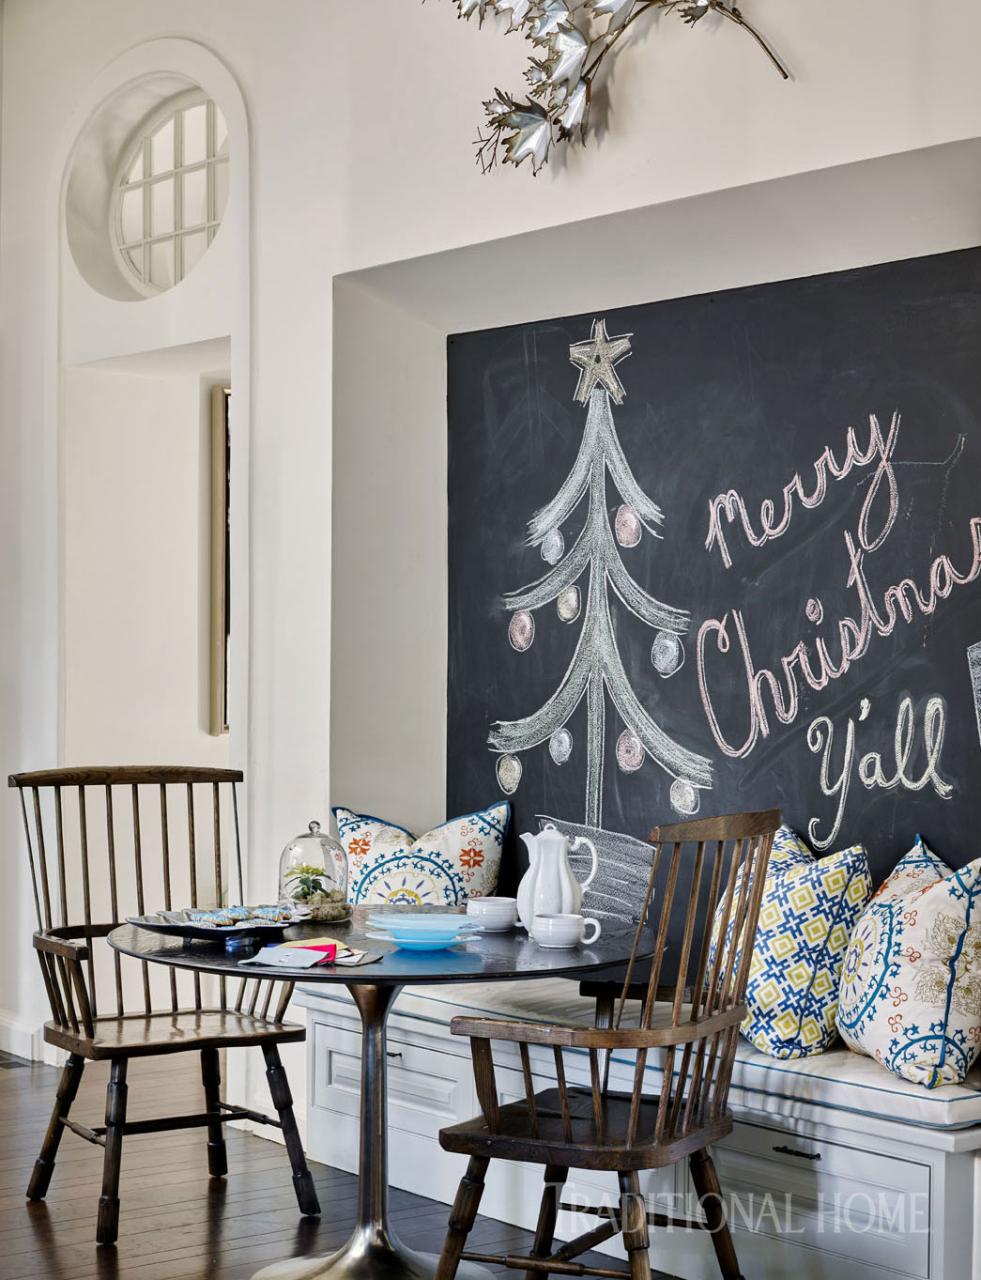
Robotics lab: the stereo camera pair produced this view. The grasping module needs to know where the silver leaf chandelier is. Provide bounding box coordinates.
[433,1,788,173]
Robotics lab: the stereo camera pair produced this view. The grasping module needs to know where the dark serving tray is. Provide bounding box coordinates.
[127,910,298,948]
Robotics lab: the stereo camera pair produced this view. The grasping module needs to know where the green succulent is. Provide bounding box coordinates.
[284,863,330,901]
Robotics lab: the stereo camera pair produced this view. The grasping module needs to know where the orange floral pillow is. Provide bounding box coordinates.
[333,803,508,907]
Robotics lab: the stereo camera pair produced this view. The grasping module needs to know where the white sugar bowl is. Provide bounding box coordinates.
[466,896,518,932]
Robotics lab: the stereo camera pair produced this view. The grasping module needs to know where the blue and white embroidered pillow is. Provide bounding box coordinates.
[713,825,871,1060]
[838,837,981,1088]
[333,803,509,907]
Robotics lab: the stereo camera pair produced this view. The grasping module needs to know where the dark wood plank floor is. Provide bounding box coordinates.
[0,1051,620,1280]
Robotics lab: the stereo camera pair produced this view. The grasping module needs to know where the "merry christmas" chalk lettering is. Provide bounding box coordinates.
[705,412,900,569]
[696,411,981,758]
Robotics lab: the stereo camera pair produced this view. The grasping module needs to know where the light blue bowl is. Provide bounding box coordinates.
[364,928,469,953]
[371,913,479,936]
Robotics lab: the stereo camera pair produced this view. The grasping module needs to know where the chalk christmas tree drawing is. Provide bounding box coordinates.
[489,318,713,826]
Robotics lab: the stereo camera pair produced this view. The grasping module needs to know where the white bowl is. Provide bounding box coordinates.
[466,897,518,931]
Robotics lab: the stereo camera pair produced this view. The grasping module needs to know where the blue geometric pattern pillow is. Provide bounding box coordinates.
[838,838,981,1087]
[333,803,509,907]
[715,825,872,1059]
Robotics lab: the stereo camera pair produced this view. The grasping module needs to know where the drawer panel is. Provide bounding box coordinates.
[311,1019,475,1139]
[683,1122,931,1279]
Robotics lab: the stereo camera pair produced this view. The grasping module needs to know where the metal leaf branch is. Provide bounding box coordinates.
[435,0,788,173]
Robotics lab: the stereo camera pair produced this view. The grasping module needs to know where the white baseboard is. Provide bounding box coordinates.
[0,1008,63,1064]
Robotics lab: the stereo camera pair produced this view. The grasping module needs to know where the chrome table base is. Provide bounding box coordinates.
[253,983,491,1280]
[251,1229,488,1280]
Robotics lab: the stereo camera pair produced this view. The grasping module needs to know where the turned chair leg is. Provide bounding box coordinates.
[689,1148,743,1280]
[201,1046,228,1177]
[96,1058,128,1246]
[26,1053,85,1201]
[525,1164,569,1280]
[436,1155,490,1280]
[261,1042,320,1217]
[618,1171,652,1280]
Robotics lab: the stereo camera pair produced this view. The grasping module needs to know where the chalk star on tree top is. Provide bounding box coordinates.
[569,318,633,406]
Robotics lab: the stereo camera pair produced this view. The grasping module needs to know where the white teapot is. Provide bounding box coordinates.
[516,824,598,931]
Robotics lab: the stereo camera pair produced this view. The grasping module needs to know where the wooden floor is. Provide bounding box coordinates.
[0,1051,621,1280]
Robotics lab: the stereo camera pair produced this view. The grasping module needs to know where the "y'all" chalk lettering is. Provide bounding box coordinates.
[805,694,952,850]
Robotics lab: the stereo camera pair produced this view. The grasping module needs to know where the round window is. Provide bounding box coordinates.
[112,90,229,295]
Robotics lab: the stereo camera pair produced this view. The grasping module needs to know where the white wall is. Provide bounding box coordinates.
[1,0,981,1075]
[321,1,981,269]
[329,282,446,833]
[62,362,229,765]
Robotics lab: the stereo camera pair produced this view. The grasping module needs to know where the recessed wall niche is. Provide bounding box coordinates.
[65,75,228,301]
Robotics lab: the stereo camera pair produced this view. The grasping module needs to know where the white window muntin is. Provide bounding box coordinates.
[112,89,229,296]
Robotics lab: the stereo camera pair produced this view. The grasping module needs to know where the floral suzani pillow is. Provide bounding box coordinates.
[838,836,981,1087]
[333,803,509,907]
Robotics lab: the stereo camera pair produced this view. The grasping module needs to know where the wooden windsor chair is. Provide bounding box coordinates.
[434,809,779,1280]
[10,765,321,1245]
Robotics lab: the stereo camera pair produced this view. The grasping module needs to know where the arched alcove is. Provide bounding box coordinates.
[53,40,252,989]
[52,43,247,795]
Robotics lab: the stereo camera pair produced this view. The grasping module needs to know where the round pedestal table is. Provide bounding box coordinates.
[109,909,655,1280]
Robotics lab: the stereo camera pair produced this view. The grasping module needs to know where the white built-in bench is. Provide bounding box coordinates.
[296,979,981,1280]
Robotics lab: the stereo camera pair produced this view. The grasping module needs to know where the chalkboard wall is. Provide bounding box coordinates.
[447,248,981,886]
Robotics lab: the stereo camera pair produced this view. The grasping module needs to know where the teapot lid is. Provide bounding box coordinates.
[538,823,567,844]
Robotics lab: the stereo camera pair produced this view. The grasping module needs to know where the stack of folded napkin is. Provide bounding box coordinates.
[238,936,378,969]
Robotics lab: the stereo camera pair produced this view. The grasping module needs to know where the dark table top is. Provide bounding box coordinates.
[108,907,655,986]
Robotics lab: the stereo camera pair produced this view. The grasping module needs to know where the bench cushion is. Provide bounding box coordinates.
[389,976,981,1131]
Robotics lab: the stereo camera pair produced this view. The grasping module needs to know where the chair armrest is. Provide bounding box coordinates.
[450,1016,581,1047]
[33,931,95,1038]
[33,930,90,962]
[451,1004,746,1051]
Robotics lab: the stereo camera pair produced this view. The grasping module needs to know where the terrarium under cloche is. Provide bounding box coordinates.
[278,820,349,922]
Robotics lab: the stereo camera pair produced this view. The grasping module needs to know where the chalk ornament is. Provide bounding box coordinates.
[651,629,684,677]
[508,610,535,651]
[541,528,565,565]
[616,730,645,774]
[615,504,642,548]
[549,728,573,765]
[557,586,581,622]
[670,779,699,816]
[496,754,522,795]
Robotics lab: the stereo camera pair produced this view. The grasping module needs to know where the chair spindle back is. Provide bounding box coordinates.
[10,766,288,1031]
[612,809,778,1146]
[457,809,778,1158]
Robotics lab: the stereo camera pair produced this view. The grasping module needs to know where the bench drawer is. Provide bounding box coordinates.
[311,1017,476,1139]
[685,1121,931,1279]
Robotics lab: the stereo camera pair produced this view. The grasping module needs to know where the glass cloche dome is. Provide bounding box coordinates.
[278,820,349,920]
